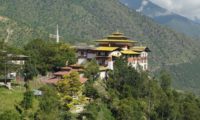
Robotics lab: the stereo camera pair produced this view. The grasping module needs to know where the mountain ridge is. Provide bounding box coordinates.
[120,0,200,39]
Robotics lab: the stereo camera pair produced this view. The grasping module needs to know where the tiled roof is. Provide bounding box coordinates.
[54,71,70,76]
[96,39,136,43]
[132,46,151,52]
[79,77,88,84]
[121,50,140,55]
[42,78,59,84]
[95,47,119,51]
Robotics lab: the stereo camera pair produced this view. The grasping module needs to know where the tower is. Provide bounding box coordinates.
[49,24,61,43]
[56,24,60,43]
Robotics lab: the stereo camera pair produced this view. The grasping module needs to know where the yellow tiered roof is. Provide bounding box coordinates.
[95,31,137,43]
[95,47,119,51]
[131,46,147,52]
[112,31,124,35]
[121,50,140,55]
[96,39,136,43]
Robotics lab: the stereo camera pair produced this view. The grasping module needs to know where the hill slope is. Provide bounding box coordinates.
[0,0,200,93]
[120,0,200,39]
[0,0,199,66]
[0,16,48,46]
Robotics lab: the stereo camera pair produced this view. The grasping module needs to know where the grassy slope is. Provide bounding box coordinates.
[0,87,24,113]
[0,78,43,114]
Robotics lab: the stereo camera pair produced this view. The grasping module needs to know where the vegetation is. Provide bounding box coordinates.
[0,0,200,93]
[0,0,200,119]
[168,57,200,95]
[84,59,99,81]
[0,87,24,114]
[23,39,76,78]
[35,85,61,120]
[1,57,200,120]
[57,71,83,110]
[78,58,200,120]
[0,0,199,66]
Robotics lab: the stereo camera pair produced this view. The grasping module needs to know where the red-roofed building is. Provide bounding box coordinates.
[42,65,88,84]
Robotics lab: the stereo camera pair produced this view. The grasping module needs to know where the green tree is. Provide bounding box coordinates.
[114,98,146,120]
[57,71,82,109]
[15,86,34,119]
[160,70,172,91]
[23,62,38,81]
[24,39,76,77]
[107,58,147,98]
[84,82,99,99]
[21,90,34,110]
[79,100,115,120]
[84,59,99,80]
[35,85,61,120]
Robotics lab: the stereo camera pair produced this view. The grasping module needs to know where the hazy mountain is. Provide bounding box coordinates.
[120,0,200,39]
[0,0,200,93]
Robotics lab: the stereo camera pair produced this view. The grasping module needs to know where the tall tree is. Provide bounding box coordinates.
[160,70,172,91]
[35,85,61,120]
[57,71,82,109]
[24,39,76,77]
[84,59,99,81]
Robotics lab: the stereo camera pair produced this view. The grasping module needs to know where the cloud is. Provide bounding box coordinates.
[136,0,149,12]
[124,3,128,6]
[149,0,200,20]
[149,11,173,18]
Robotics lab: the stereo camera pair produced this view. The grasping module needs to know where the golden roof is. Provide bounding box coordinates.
[96,31,137,43]
[96,39,137,43]
[95,47,119,51]
[112,31,124,35]
[121,50,140,55]
[107,35,128,39]
[131,46,148,52]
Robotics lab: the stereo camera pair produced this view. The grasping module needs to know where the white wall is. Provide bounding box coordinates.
[99,71,106,80]
[129,51,148,71]
[108,61,114,70]
[77,58,87,65]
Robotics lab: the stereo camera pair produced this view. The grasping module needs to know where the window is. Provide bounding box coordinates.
[100,52,106,56]
[80,51,84,56]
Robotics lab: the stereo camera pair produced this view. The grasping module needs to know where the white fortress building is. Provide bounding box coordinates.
[75,32,150,71]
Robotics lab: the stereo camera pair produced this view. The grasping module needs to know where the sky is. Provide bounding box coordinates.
[149,0,200,20]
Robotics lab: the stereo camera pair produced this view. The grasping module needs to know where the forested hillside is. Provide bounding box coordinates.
[1,58,200,120]
[168,57,200,94]
[0,0,199,66]
[0,16,48,45]
[0,0,200,93]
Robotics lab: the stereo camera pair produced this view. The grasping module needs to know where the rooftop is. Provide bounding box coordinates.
[121,50,140,55]
[96,39,136,43]
[96,32,137,43]
[95,47,119,51]
[131,46,151,52]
